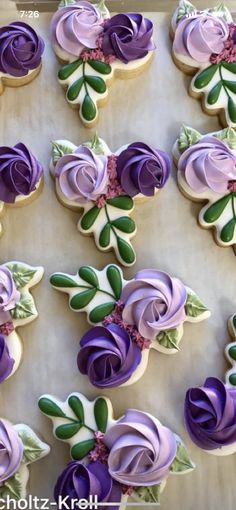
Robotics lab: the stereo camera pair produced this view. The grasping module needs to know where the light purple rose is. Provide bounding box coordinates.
[104,409,177,486]
[0,267,20,326]
[173,13,229,62]
[178,136,236,193]
[50,1,104,57]
[55,145,108,204]
[0,419,23,482]
[121,269,187,341]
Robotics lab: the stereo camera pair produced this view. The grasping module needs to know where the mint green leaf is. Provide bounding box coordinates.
[80,206,101,230]
[10,294,35,319]
[83,134,106,155]
[58,59,82,80]
[170,439,195,473]
[194,65,219,89]
[134,484,161,504]
[78,266,98,288]
[214,127,236,149]
[176,0,195,22]
[71,439,96,460]
[203,194,232,223]
[52,141,73,164]
[67,77,84,101]
[178,126,201,153]
[0,472,22,500]
[18,431,45,464]
[156,328,180,350]
[94,398,108,432]
[70,288,97,310]
[185,292,209,318]
[6,263,36,289]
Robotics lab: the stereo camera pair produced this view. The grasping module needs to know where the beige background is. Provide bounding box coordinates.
[1,2,236,509]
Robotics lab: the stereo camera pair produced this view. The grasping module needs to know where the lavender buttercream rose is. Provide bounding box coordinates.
[0,419,23,482]
[0,335,14,383]
[50,1,103,57]
[104,409,177,486]
[54,460,122,510]
[55,145,108,204]
[0,22,44,77]
[178,136,236,194]
[121,269,187,341]
[0,143,43,204]
[185,377,236,450]
[102,13,155,63]
[77,324,141,388]
[116,142,171,197]
[0,266,20,325]
[173,13,229,63]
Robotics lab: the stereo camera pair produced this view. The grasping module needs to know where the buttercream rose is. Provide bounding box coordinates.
[0,266,20,325]
[77,324,141,388]
[0,22,44,77]
[0,419,23,482]
[102,13,155,63]
[116,142,171,197]
[121,269,187,341]
[173,13,229,63]
[0,335,14,383]
[104,409,177,486]
[54,460,122,510]
[185,377,236,450]
[178,136,236,194]
[50,1,103,57]
[0,143,43,204]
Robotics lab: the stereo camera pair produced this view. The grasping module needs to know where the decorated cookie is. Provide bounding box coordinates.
[50,263,210,388]
[171,1,236,128]
[0,143,43,237]
[0,261,43,382]
[0,418,49,499]
[39,392,194,507]
[173,125,236,252]
[50,134,170,266]
[0,21,44,94]
[50,0,155,127]
[184,313,236,456]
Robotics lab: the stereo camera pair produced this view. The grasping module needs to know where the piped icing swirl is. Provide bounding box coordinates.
[0,335,14,383]
[0,419,23,482]
[0,266,20,325]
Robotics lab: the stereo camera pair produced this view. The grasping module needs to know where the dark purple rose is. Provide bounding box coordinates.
[117,142,171,197]
[0,22,44,77]
[0,335,14,383]
[0,143,43,204]
[77,324,141,388]
[54,460,122,510]
[185,377,236,450]
[102,13,155,63]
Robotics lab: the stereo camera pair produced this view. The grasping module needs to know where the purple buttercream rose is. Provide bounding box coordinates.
[0,22,44,77]
[0,335,14,383]
[55,145,108,204]
[54,460,122,510]
[50,1,103,57]
[185,377,236,450]
[0,266,20,325]
[173,13,229,63]
[102,13,155,63]
[0,143,43,204]
[178,136,236,194]
[116,142,171,197]
[121,269,187,341]
[104,409,177,486]
[0,419,23,482]
[77,324,142,388]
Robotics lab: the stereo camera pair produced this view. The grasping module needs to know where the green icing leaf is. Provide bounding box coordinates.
[176,0,195,22]
[117,237,135,265]
[220,218,236,242]
[50,274,78,288]
[58,59,82,80]
[222,61,236,74]
[83,133,106,155]
[208,3,233,22]
[194,64,219,89]
[214,128,236,149]
[134,484,161,504]
[85,75,106,94]
[99,223,111,248]
[52,141,73,165]
[185,292,209,318]
[6,263,37,289]
[106,195,133,210]
[207,82,222,105]
[80,206,101,230]
[67,77,84,101]
[55,423,81,440]
[81,94,97,122]
[112,216,136,234]
[228,345,236,361]
[68,395,84,422]
[0,471,22,500]
[59,0,77,7]
[106,265,122,300]
[78,266,98,288]
[156,328,180,351]
[38,397,66,418]
[94,398,108,433]
[71,439,96,460]
[224,80,236,94]
[203,194,231,223]
[70,288,97,310]
[229,373,236,386]
[89,302,115,323]
[88,60,112,75]
[178,126,201,153]
[170,439,195,473]
[228,97,236,124]
[18,431,44,464]
[10,294,35,319]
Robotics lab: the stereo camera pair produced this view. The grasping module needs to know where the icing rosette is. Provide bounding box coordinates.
[0,143,43,204]
[0,266,20,325]
[178,136,236,194]
[77,324,142,388]
[102,13,155,63]
[0,419,23,482]
[0,335,14,383]
[0,22,44,77]
[104,409,177,486]
[116,142,171,197]
[185,377,236,451]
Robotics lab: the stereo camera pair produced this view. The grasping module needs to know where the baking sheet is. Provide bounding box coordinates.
[0,6,236,510]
